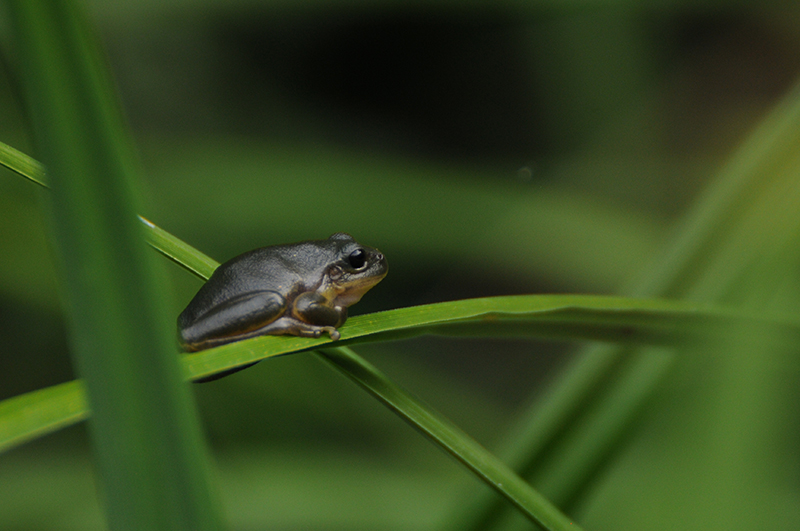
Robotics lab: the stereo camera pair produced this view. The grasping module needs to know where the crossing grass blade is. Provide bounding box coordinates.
[318,346,583,531]
[0,139,217,281]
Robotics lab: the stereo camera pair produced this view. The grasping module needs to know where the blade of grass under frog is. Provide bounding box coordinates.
[3,294,795,453]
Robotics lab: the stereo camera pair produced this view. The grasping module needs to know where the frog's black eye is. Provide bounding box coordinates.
[348,249,367,269]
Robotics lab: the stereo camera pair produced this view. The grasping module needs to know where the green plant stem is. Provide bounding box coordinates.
[318,347,582,531]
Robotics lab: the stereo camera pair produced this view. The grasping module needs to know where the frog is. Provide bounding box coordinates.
[178,233,387,357]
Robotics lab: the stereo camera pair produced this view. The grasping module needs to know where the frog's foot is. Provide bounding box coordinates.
[309,326,340,340]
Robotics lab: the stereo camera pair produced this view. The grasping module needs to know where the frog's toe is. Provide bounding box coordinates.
[329,329,341,341]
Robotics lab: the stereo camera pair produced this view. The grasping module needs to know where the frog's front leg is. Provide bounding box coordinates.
[178,290,286,351]
[291,291,348,340]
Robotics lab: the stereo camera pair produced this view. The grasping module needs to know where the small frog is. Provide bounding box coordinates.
[178,233,387,355]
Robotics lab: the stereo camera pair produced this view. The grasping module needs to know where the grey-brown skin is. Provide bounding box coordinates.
[179,233,387,354]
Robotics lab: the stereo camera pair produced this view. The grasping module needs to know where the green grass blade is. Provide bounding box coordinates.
[528,350,674,504]
[631,82,800,301]
[317,346,582,531]
[7,0,222,529]
[0,381,88,450]
[182,294,794,381]
[137,216,218,280]
[463,349,674,531]
[2,294,794,455]
[0,140,46,186]
[0,138,217,281]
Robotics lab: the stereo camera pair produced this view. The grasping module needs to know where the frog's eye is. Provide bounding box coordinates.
[348,249,367,270]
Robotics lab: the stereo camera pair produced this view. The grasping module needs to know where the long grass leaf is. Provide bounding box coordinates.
[317,346,582,531]
[1,293,795,454]
[7,1,222,529]
[0,380,88,450]
[0,140,46,186]
[181,295,795,381]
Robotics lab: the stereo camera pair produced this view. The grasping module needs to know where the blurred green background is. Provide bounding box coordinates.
[2,2,800,530]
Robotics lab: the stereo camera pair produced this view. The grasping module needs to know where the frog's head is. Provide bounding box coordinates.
[325,232,388,307]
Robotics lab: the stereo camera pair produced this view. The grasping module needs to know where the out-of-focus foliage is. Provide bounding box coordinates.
[2,2,800,530]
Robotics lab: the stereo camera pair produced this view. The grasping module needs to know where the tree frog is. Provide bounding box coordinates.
[178,233,387,353]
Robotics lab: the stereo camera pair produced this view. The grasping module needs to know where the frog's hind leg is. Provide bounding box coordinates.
[178,291,286,351]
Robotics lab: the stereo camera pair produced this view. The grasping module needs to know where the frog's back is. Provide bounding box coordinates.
[179,242,329,326]
[180,246,292,324]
